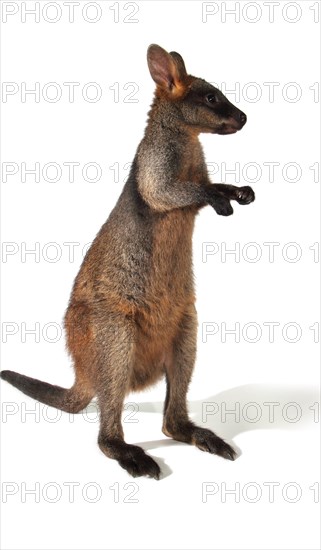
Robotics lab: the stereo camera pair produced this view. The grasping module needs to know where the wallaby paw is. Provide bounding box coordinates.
[235,186,255,205]
[212,197,234,216]
[118,446,161,480]
[191,427,237,461]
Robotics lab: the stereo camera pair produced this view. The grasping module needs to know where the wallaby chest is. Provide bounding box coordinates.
[148,207,195,293]
[176,139,207,183]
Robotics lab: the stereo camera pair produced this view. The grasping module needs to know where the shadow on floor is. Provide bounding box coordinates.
[84,384,319,479]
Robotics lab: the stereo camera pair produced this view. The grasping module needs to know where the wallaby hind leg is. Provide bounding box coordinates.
[96,317,161,480]
[163,305,236,461]
[98,393,161,480]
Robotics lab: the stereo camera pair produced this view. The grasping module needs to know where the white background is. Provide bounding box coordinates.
[1,1,320,549]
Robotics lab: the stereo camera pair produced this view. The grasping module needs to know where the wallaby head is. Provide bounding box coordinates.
[147,44,246,135]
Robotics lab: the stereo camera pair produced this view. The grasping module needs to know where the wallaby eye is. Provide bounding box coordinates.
[206,94,217,104]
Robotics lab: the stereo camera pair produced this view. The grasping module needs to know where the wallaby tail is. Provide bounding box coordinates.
[0,370,94,413]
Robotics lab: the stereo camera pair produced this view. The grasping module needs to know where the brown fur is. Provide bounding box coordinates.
[1,44,255,479]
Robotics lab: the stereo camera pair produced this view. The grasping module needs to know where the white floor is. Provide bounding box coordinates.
[1,375,320,550]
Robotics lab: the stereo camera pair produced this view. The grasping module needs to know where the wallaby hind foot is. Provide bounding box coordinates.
[98,437,161,480]
[163,422,236,461]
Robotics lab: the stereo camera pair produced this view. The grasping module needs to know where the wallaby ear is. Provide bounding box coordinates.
[169,51,187,80]
[147,44,187,94]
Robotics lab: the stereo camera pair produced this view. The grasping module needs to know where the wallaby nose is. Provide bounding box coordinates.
[239,112,247,126]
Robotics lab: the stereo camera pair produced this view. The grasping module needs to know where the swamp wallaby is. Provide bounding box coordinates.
[1,44,255,479]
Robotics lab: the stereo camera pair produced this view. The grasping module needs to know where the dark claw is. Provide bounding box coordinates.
[119,450,161,480]
[192,427,237,461]
[219,443,237,461]
[235,186,255,205]
[213,197,234,216]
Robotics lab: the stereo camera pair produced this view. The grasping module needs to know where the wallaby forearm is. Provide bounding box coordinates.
[138,179,254,215]
[138,178,232,212]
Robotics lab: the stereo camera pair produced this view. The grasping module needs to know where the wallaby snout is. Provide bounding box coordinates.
[216,109,247,135]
